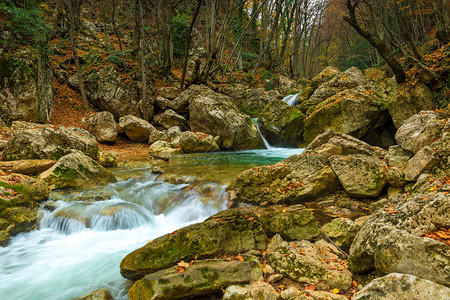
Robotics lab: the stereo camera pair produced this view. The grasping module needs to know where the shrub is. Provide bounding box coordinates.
[171,15,189,57]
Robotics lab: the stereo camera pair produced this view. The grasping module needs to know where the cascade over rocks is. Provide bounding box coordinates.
[38,151,117,190]
[0,173,49,246]
[2,125,99,161]
[87,111,118,143]
[119,115,155,143]
[128,256,263,300]
[257,100,305,147]
[353,273,450,300]
[189,89,262,150]
[348,192,450,287]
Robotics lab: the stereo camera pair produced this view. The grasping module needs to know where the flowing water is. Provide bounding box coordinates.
[282,93,299,106]
[0,149,303,300]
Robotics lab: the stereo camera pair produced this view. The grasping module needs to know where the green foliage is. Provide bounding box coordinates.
[171,14,190,57]
[336,39,376,71]
[260,70,274,81]
[433,78,449,109]
[0,51,37,88]
[106,50,127,69]
[0,2,52,50]
[242,51,258,62]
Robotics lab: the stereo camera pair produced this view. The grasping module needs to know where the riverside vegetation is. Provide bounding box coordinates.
[0,1,449,299]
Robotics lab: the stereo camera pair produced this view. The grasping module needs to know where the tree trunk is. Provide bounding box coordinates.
[112,0,123,51]
[137,0,149,120]
[67,0,90,110]
[180,0,202,89]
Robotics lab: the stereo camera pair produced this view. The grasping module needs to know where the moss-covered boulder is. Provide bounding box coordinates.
[227,154,339,205]
[0,173,49,246]
[178,131,219,153]
[120,208,267,281]
[322,218,361,251]
[128,256,263,300]
[223,281,279,300]
[38,152,117,190]
[257,100,305,147]
[268,239,353,290]
[349,193,450,287]
[189,90,263,150]
[2,125,99,161]
[219,84,274,117]
[330,154,388,198]
[303,85,389,143]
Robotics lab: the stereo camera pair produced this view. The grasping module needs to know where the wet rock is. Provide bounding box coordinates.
[0,173,49,246]
[189,90,262,150]
[120,208,267,280]
[38,152,117,189]
[303,85,388,143]
[404,146,437,181]
[223,281,278,300]
[280,287,347,300]
[385,145,413,167]
[178,131,219,153]
[395,111,445,153]
[0,159,56,175]
[353,273,450,300]
[388,81,434,128]
[87,111,118,143]
[161,174,196,185]
[97,150,118,168]
[79,288,112,300]
[269,239,352,290]
[148,141,183,158]
[322,217,360,250]
[119,115,155,143]
[349,193,450,287]
[257,100,305,147]
[157,87,182,100]
[129,256,263,300]
[330,154,388,197]
[2,125,99,161]
[228,154,339,205]
[153,109,188,131]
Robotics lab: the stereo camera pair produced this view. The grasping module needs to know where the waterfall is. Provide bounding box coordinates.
[282,93,299,106]
[253,118,274,149]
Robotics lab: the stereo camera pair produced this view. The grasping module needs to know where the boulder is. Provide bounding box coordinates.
[148,130,168,145]
[311,66,341,87]
[385,145,413,167]
[223,281,279,300]
[388,81,434,128]
[227,154,339,205]
[257,100,305,147]
[0,139,7,151]
[278,75,303,96]
[78,288,112,300]
[387,167,406,187]
[97,150,118,168]
[364,68,387,84]
[348,193,450,287]
[0,48,53,124]
[129,256,263,300]
[395,111,447,153]
[0,159,56,175]
[38,152,117,190]
[279,287,348,300]
[68,66,154,120]
[167,126,182,141]
[304,129,386,159]
[303,85,389,143]
[153,109,188,130]
[87,111,118,143]
[404,146,437,181]
[329,154,388,197]
[168,84,211,115]
[353,273,450,300]
[219,84,274,117]
[119,115,155,142]
[157,86,182,100]
[154,96,169,112]
[0,173,49,246]
[178,131,219,153]
[322,218,360,250]
[268,239,353,290]
[148,141,183,158]
[2,125,99,161]
[120,208,267,280]
[189,90,262,150]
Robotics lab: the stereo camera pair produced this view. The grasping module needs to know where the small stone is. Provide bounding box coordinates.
[267,273,283,283]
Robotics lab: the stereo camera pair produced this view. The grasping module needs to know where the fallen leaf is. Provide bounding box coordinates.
[332,288,339,294]
[236,253,244,262]
[304,284,316,291]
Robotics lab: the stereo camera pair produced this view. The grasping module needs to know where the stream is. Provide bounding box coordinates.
[0,148,303,300]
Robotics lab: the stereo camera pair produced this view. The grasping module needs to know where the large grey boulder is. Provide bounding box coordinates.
[157,86,182,100]
[168,85,210,115]
[119,115,155,142]
[2,125,98,161]
[329,154,388,197]
[348,193,450,287]
[219,84,274,117]
[87,111,118,143]
[353,273,450,300]
[38,152,117,189]
[178,131,219,153]
[153,109,188,130]
[257,100,305,147]
[128,256,263,300]
[303,85,388,143]
[404,146,437,181]
[268,238,353,290]
[189,90,262,150]
[395,111,446,153]
[223,281,278,300]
